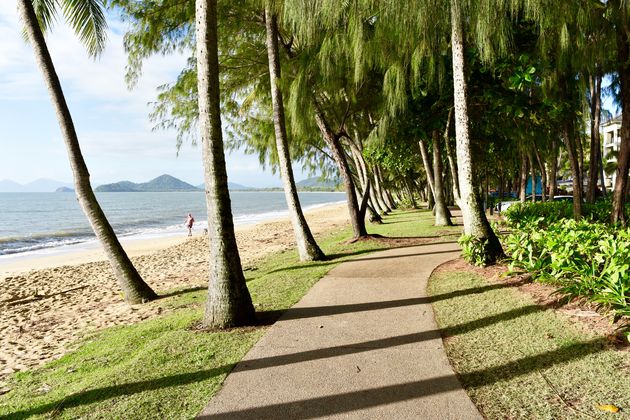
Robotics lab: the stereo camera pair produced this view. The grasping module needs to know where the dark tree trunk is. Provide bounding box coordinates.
[451,0,503,263]
[519,152,528,202]
[313,101,368,237]
[613,19,630,224]
[196,0,255,328]
[265,10,324,261]
[529,151,536,202]
[432,132,453,226]
[587,72,602,203]
[534,147,547,202]
[549,140,558,199]
[562,120,584,220]
[17,0,157,304]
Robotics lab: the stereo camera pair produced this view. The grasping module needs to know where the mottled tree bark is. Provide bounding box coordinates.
[519,152,528,202]
[432,132,453,226]
[529,151,536,202]
[534,147,547,202]
[587,72,602,203]
[265,10,324,261]
[549,140,558,199]
[17,0,157,304]
[313,101,368,238]
[562,120,584,220]
[613,20,630,224]
[451,0,503,263]
[196,0,255,328]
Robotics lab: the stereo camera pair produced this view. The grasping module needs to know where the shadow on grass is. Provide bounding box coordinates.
[265,242,461,276]
[6,281,566,419]
[158,286,205,299]
[198,338,605,418]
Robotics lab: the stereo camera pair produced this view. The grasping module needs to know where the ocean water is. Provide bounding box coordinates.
[0,191,345,257]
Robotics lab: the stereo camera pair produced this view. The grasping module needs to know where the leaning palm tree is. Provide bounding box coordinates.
[264,5,325,262]
[17,0,157,304]
[196,0,256,328]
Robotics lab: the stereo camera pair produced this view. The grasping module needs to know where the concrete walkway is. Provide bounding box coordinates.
[198,241,482,419]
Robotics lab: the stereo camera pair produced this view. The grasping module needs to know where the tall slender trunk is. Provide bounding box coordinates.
[450,0,503,263]
[443,108,461,204]
[265,10,324,261]
[550,139,558,199]
[599,148,607,196]
[529,151,536,202]
[432,132,453,226]
[534,147,547,202]
[17,0,157,304]
[376,166,394,210]
[613,18,630,224]
[313,101,367,237]
[519,152,528,202]
[196,0,255,328]
[587,72,602,203]
[562,120,584,220]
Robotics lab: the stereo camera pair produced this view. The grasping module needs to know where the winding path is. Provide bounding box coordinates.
[198,241,481,419]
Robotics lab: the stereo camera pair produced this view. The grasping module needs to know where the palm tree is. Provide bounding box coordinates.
[264,6,325,261]
[450,0,503,263]
[17,0,157,304]
[196,0,256,328]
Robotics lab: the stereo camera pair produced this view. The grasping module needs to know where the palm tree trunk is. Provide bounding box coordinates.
[432,131,453,226]
[519,152,528,202]
[450,0,503,263]
[17,0,157,305]
[562,120,584,220]
[549,139,558,199]
[265,10,324,261]
[312,101,368,238]
[613,21,630,224]
[529,151,536,202]
[534,147,547,202]
[196,0,255,328]
[587,72,602,203]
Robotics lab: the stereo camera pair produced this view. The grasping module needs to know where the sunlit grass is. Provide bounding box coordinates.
[0,209,454,419]
[429,269,630,419]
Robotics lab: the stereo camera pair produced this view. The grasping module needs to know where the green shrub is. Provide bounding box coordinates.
[458,234,489,267]
[503,198,629,227]
[504,218,630,318]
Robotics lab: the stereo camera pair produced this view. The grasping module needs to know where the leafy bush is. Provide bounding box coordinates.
[504,218,630,319]
[459,234,489,267]
[503,197,629,227]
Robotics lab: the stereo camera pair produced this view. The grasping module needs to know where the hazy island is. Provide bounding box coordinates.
[94,174,341,192]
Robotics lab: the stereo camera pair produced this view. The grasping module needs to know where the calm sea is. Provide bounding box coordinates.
[0,191,345,257]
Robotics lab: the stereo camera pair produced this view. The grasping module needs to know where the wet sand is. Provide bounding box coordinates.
[0,203,349,382]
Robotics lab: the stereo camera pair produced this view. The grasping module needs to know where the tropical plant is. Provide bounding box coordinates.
[17,0,157,304]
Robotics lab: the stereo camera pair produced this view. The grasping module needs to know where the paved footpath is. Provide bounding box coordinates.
[198,241,482,419]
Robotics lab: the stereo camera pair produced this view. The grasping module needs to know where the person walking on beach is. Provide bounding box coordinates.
[185,213,195,237]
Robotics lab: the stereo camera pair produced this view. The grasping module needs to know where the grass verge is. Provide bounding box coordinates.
[0,209,459,419]
[428,265,630,419]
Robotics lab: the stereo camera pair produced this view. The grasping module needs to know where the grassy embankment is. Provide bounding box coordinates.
[429,268,630,419]
[0,209,460,419]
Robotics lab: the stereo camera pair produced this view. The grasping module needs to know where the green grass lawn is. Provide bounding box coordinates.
[429,268,630,419]
[0,209,460,419]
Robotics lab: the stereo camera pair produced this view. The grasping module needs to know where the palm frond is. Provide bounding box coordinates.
[60,0,108,56]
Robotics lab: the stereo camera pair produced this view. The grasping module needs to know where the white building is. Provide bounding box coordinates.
[601,115,622,188]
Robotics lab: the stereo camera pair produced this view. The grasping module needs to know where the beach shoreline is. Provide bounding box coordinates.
[0,200,346,277]
[0,202,349,380]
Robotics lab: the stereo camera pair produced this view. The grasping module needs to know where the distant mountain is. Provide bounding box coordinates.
[96,175,201,192]
[296,177,341,191]
[196,182,253,190]
[55,187,74,192]
[0,178,73,192]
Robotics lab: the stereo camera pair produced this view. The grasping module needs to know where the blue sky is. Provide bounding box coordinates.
[0,4,301,188]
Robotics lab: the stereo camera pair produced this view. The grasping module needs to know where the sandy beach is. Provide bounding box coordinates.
[0,203,349,382]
